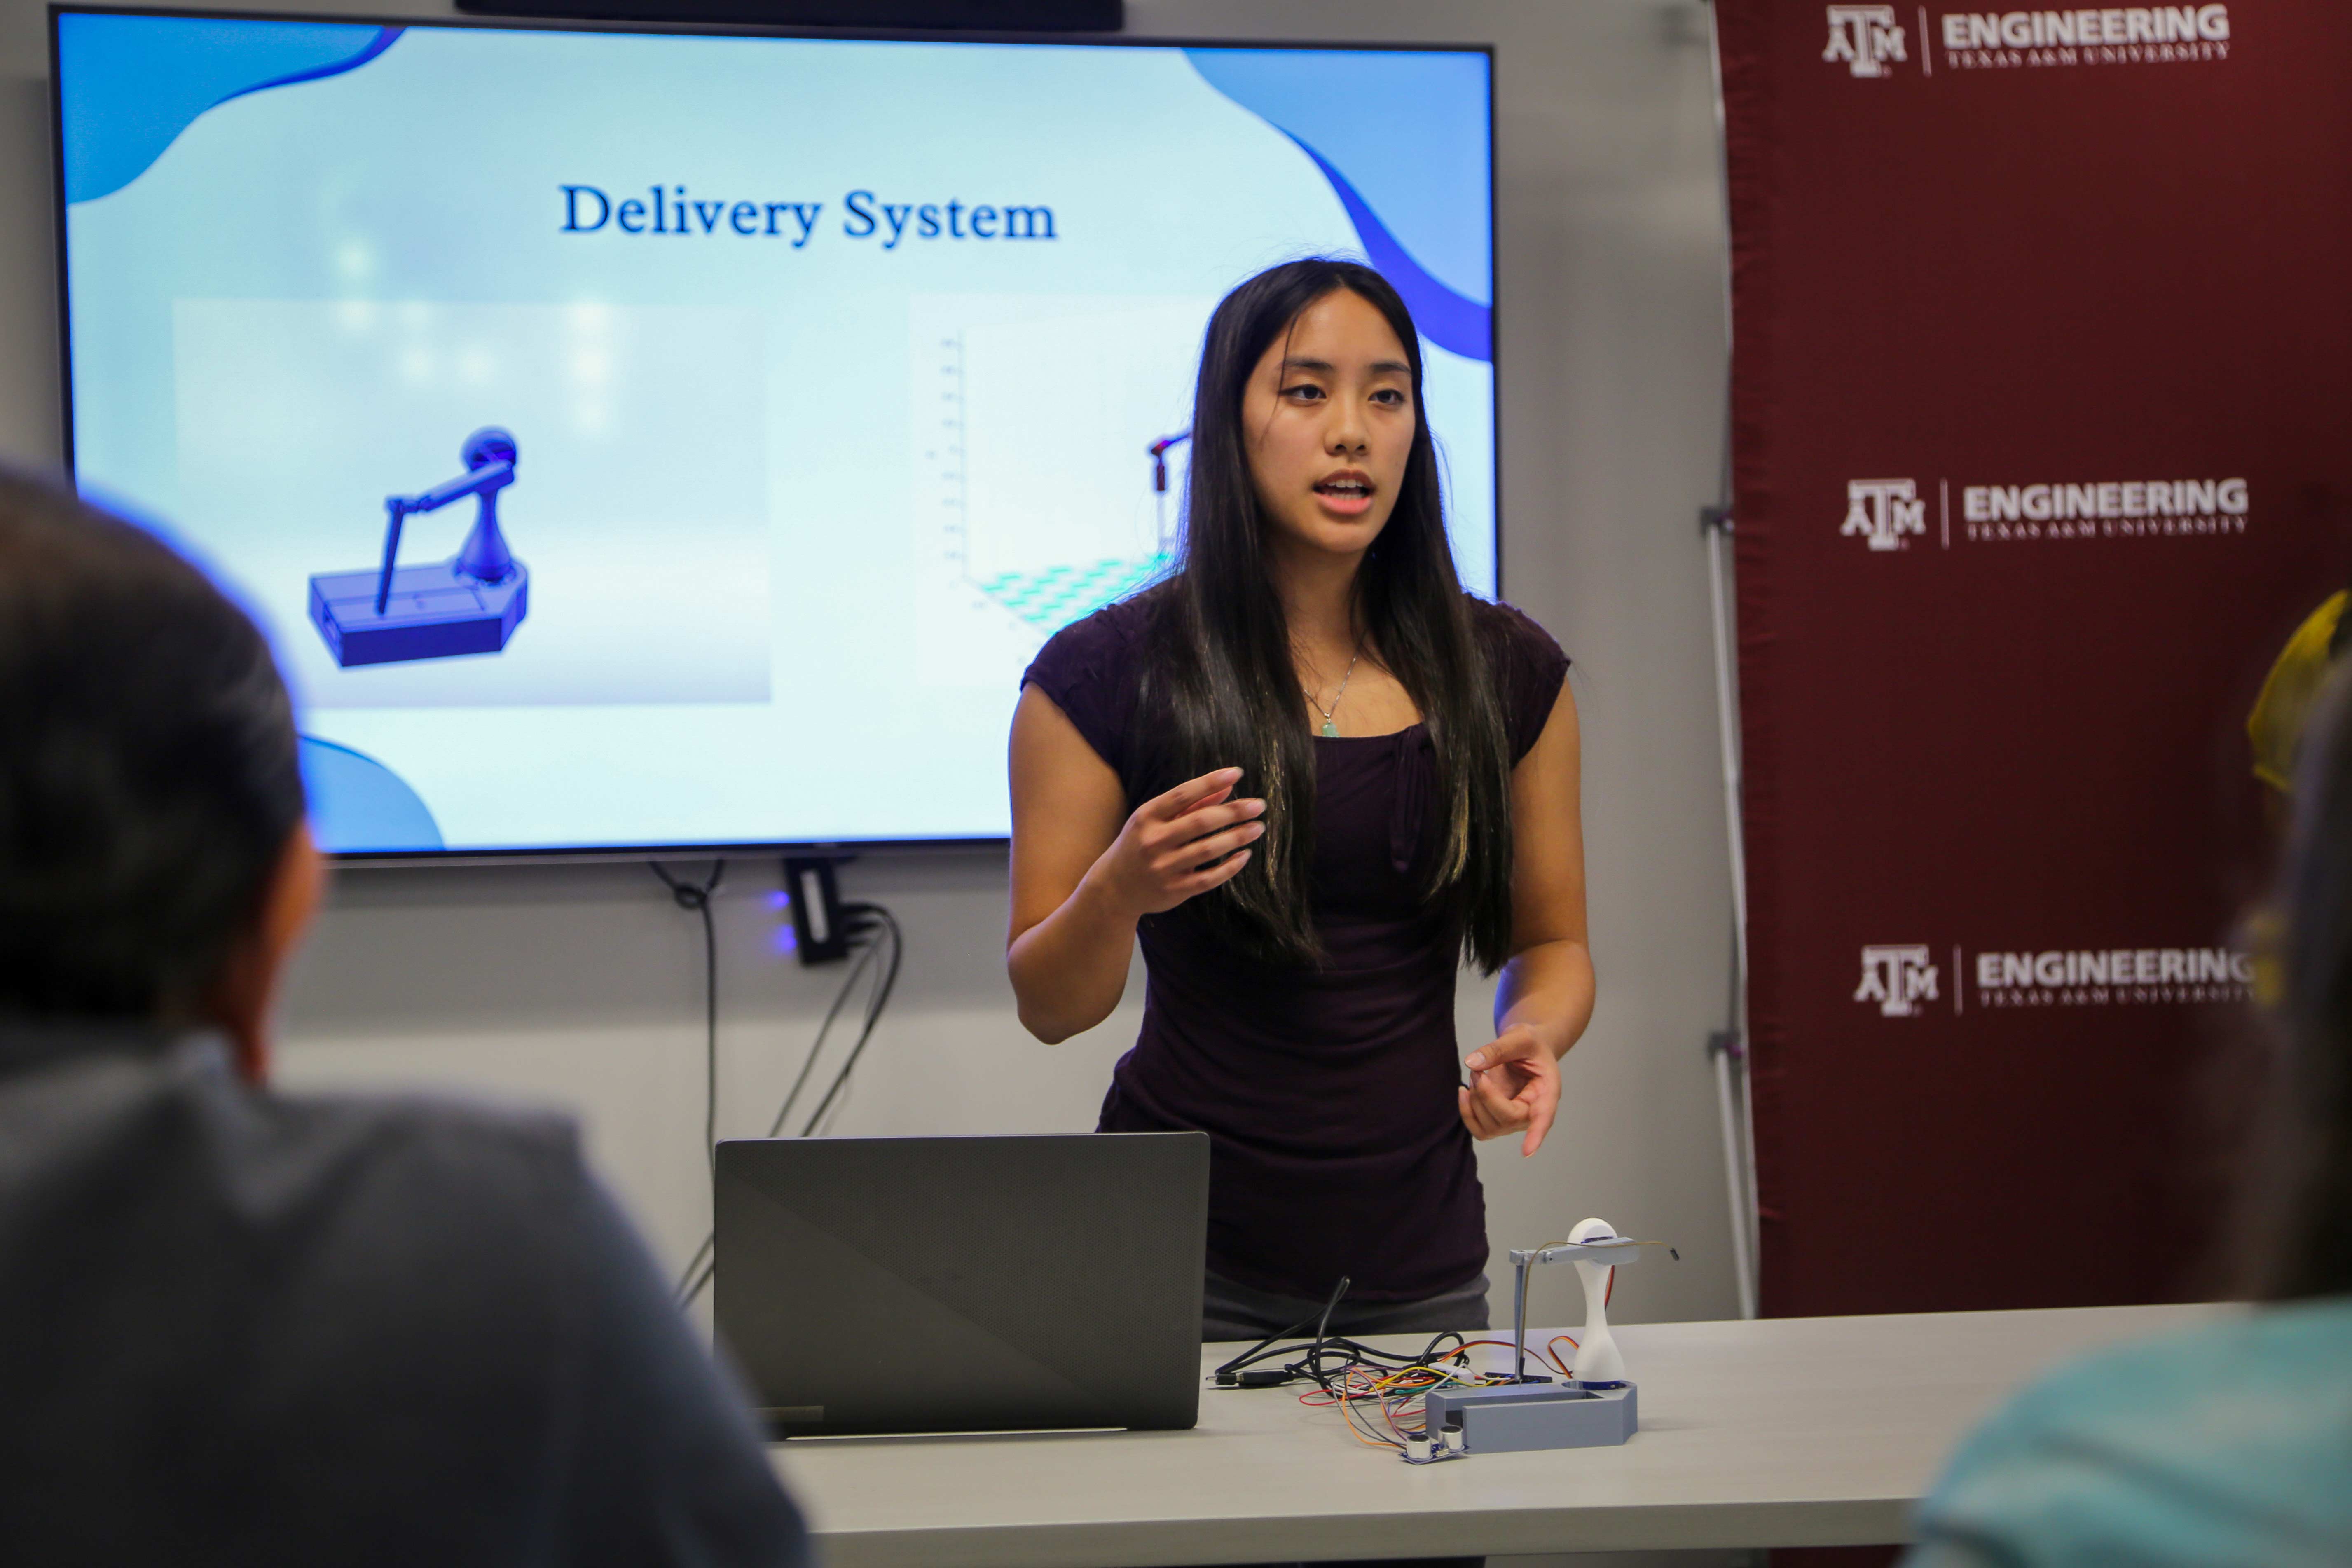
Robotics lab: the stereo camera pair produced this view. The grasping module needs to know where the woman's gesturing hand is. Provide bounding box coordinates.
[1088,767,1266,919]
[1458,1024,1561,1157]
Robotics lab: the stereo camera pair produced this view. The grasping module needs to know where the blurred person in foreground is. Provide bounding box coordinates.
[1904,665,2352,1566]
[0,472,808,1566]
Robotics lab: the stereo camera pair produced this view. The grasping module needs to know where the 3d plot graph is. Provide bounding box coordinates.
[927,303,1205,634]
[309,427,528,667]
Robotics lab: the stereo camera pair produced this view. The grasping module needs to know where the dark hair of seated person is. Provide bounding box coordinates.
[0,471,302,1025]
[0,470,809,1567]
[2238,662,2352,1299]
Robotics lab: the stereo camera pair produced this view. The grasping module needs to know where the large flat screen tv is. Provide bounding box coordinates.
[51,7,1498,857]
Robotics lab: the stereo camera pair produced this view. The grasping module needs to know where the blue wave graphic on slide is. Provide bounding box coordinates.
[299,737,444,852]
[1280,141,1491,362]
[1184,48,1492,361]
[59,13,403,204]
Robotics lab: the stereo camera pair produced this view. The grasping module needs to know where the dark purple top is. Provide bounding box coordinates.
[1022,592,1570,1301]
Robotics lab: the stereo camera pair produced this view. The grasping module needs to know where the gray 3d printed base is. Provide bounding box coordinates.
[1421,1380,1637,1454]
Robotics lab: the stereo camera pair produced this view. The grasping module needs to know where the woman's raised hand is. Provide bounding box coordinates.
[1458,1024,1562,1156]
[1088,767,1266,919]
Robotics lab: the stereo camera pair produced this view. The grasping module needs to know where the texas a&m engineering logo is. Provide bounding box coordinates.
[1824,6,1909,76]
[1853,942,2253,1018]
[1855,945,1940,1016]
[1839,473,2249,550]
[1828,5,2232,75]
[1841,479,1926,550]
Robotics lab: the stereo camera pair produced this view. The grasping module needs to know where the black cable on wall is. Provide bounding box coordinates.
[657,867,901,1308]
[649,860,726,1172]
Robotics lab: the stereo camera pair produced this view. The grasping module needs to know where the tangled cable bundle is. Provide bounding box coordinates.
[1212,1275,1592,1453]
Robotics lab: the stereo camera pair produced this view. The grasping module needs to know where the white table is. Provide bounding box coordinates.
[774,1303,2219,1566]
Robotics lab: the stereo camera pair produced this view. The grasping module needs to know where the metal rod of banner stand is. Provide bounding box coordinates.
[1704,506,1759,1322]
[1701,0,1759,1323]
[1704,0,1735,363]
[1709,1029,1753,1320]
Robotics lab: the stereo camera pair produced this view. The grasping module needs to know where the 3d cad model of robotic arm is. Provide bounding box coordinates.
[375,427,519,613]
[308,425,531,669]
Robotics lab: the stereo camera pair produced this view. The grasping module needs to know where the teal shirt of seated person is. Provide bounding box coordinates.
[1904,1297,2352,1568]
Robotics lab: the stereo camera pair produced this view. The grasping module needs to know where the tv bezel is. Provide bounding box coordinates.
[47,2,1503,864]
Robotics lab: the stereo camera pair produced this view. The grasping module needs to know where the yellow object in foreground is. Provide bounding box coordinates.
[2249,590,2347,793]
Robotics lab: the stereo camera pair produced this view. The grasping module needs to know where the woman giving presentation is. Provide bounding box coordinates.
[1007,259,1593,1340]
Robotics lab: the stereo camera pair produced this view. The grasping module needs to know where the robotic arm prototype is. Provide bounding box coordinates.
[308,425,531,669]
[376,427,520,613]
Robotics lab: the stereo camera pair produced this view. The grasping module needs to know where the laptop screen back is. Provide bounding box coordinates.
[715,1132,1208,1435]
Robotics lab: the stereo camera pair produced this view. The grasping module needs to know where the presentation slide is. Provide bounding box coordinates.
[54,11,1496,853]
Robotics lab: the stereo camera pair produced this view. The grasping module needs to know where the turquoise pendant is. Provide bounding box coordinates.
[1321,721,1338,738]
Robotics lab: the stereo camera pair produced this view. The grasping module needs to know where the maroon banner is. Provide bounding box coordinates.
[1719,0,2352,1315]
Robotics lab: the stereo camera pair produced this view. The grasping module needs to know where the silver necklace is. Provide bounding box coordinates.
[1303,646,1362,738]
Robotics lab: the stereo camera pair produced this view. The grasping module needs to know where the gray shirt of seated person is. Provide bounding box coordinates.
[0,1023,808,1567]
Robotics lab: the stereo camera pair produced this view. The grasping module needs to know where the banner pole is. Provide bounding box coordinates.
[1705,509,1758,1320]
[1710,1035,1754,1319]
[1700,0,1758,1322]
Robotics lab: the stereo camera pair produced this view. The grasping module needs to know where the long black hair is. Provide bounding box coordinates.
[1131,259,1517,971]
[2239,662,2352,1297]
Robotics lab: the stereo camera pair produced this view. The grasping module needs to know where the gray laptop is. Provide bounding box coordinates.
[714,1131,1209,1437]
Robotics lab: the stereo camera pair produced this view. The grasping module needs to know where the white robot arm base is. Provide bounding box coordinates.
[1567,1216,1627,1385]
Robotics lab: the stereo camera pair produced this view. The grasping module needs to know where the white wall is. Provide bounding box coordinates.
[0,0,1739,1337]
